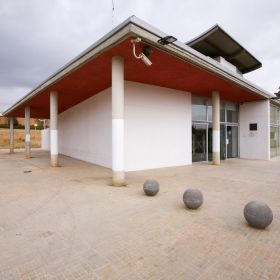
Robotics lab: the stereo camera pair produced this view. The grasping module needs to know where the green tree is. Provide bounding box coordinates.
[8,117,18,126]
[35,119,49,129]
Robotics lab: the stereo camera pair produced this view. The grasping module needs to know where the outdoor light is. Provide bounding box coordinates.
[131,37,152,66]
[157,35,177,45]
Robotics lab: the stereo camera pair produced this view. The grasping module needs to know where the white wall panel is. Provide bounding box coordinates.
[58,88,112,168]
[124,81,192,171]
[239,100,270,160]
[41,128,50,150]
[58,82,191,171]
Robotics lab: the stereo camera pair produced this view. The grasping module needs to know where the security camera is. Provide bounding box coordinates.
[139,53,152,66]
[131,37,152,66]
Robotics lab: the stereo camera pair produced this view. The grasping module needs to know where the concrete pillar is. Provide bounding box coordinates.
[9,117,14,154]
[112,56,125,186]
[25,107,31,158]
[50,91,58,167]
[212,91,220,165]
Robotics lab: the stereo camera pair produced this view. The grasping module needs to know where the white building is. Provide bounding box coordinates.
[4,16,280,186]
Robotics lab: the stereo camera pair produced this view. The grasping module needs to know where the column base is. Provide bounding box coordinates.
[25,144,30,159]
[51,154,58,167]
[113,170,125,187]
[212,152,220,165]
[10,147,14,154]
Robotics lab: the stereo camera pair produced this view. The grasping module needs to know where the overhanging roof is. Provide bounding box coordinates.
[186,24,262,74]
[3,16,274,118]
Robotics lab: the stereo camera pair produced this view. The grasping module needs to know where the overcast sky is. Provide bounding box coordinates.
[0,0,279,113]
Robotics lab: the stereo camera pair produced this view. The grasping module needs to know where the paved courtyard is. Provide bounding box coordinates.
[0,149,279,280]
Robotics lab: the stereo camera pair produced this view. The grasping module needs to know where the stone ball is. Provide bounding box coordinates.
[244,201,273,229]
[143,179,159,196]
[183,189,203,209]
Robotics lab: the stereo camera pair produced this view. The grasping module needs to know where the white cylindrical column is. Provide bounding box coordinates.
[25,107,31,158]
[112,56,125,186]
[50,91,58,167]
[212,91,220,165]
[9,117,14,154]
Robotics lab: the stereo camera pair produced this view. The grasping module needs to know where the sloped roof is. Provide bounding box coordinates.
[3,17,274,118]
[186,24,262,74]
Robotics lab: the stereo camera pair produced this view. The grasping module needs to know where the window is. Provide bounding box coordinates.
[226,103,238,123]
[270,105,280,125]
[192,95,237,124]
[270,105,280,157]
[192,96,207,121]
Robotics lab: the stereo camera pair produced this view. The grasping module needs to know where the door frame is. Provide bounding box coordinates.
[192,122,239,162]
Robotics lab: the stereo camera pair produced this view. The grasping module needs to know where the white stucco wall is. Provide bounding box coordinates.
[41,128,50,150]
[58,82,191,171]
[124,81,192,171]
[58,88,112,168]
[239,100,270,160]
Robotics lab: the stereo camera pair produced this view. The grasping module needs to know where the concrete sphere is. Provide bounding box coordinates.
[183,189,203,209]
[244,201,273,229]
[143,179,159,196]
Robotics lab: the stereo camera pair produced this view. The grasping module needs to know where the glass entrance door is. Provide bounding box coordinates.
[192,124,207,162]
[220,125,226,160]
[208,124,212,161]
[192,123,237,162]
[227,126,238,158]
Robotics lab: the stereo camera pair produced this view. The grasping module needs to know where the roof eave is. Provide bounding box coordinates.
[3,16,273,116]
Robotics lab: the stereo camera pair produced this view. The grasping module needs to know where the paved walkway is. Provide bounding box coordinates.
[0,149,279,280]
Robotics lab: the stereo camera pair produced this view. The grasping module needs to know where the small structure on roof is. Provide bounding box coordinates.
[186,24,262,74]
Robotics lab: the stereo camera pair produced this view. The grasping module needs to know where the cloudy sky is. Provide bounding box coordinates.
[0,0,279,113]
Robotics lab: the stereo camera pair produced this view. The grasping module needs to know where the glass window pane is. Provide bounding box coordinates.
[226,103,238,123]
[208,100,212,121]
[192,96,206,120]
[220,125,226,160]
[270,126,277,157]
[208,124,212,161]
[270,106,276,124]
[192,123,207,162]
[220,102,225,122]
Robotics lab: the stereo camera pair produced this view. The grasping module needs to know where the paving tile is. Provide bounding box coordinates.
[0,149,280,279]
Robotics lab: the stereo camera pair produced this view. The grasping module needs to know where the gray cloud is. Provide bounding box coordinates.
[1,0,280,113]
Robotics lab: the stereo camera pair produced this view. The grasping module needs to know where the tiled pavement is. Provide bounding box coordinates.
[0,149,279,280]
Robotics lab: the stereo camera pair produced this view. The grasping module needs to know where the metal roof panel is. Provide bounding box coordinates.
[186,24,262,74]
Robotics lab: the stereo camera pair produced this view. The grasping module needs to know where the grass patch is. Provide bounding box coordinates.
[0,129,41,149]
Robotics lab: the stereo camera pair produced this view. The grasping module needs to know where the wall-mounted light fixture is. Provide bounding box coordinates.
[131,37,152,66]
[157,35,177,45]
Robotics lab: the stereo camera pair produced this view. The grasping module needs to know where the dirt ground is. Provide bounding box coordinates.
[0,129,41,149]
